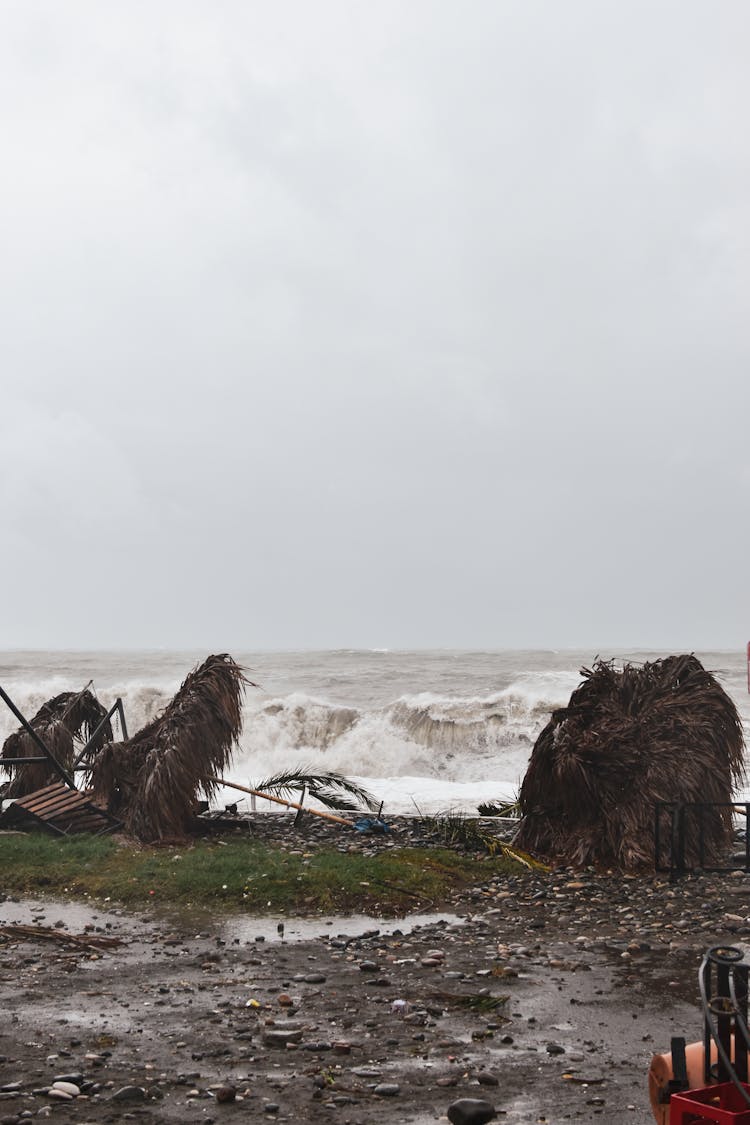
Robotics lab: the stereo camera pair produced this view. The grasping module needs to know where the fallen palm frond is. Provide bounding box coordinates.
[1,689,113,798]
[515,654,745,871]
[477,797,521,818]
[91,655,251,841]
[251,767,377,813]
[495,842,548,871]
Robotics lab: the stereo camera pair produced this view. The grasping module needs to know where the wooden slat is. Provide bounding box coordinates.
[24,787,86,812]
[15,782,64,804]
[26,791,90,818]
[19,783,69,810]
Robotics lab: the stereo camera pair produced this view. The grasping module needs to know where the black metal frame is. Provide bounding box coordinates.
[655,801,750,878]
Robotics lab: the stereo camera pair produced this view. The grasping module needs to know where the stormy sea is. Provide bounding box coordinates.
[1,649,748,814]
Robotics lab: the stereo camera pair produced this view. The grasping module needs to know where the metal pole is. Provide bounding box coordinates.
[116,698,128,741]
[679,805,687,876]
[703,955,713,1084]
[654,803,661,869]
[0,685,74,788]
[698,804,705,868]
[1,756,48,764]
[717,957,733,1082]
[736,964,749,1082]
[73,700,118,768]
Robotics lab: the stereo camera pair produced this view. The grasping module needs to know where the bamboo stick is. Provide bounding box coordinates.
[206,777,354,827]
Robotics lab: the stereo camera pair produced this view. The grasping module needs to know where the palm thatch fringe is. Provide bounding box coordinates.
[515,654,745,872]
[1,690,113,798]
[91,654,250,841]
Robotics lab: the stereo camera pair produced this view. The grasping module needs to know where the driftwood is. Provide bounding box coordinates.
[1,690,113,798]
[515,654,745,872]
[1,923,122,950]
[91,655,251,841]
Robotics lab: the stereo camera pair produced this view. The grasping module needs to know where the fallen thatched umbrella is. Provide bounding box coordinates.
[91,654,250,841]
[1,689,113,798]
[515,654,745,872]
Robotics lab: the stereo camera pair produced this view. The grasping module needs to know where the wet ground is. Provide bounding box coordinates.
[1,868,728,1125]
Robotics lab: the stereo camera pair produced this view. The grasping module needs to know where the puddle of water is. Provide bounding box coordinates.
[1,895,465,945]
[0,896,140,932]
[220,911,466,943]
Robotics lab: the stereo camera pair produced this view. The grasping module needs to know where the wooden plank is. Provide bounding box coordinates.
[26,789,87,816]
[28,791,90,819]
[20,784,69,809]
[15,782,65,805]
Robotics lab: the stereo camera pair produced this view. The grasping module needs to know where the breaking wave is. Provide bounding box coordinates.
[0,676,568,788]
[230,684,566,786]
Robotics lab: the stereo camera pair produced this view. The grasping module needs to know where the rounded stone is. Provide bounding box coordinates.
[447,1098,497,1125]
[373,1083,400,1097]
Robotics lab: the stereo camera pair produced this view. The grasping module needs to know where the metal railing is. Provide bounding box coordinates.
[655,801,750,879]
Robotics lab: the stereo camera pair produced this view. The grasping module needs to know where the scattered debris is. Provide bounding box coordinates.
[1,923,122,951]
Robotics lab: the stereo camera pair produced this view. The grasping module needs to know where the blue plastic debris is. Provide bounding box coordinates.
[353,817,390,834]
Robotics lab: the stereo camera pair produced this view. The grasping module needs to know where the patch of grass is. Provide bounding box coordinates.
[0,832,524,915]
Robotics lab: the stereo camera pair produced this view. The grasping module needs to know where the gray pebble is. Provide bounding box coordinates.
[447,1098,497,1125]
[112,1086,147,1102]
[373,1083,400,1097]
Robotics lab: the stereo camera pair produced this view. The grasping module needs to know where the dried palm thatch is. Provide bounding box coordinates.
[515,655,745,872]
[1,690,113,798]
[90,654,250,841]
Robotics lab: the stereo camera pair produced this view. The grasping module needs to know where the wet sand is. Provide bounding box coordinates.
[3,860,743,1125]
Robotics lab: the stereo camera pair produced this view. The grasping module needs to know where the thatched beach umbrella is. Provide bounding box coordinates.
[91,654,250,841]
[515,655,745,872]
[1,689,113,798]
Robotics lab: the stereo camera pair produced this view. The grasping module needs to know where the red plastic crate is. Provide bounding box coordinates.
[670,1082,750,1124]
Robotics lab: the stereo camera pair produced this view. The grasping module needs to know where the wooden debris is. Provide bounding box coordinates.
[1,923,123,951]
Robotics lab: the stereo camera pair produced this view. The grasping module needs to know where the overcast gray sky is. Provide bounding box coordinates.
[1,1,749,650]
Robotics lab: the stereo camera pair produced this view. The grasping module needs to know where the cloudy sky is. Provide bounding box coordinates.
[1,1,749,650]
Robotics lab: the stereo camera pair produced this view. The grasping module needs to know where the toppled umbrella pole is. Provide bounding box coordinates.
[91,654,253,842]
[210,770,379,828]
[209,778,354,826]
